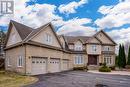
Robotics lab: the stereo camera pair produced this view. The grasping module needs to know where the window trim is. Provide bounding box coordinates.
[74,41,83,51]
[17,55,23,67]
[104,56,112,65]
[92,45,97,52]
[45,33,52,44]
[7,56,11,66]
[74,55,83,64]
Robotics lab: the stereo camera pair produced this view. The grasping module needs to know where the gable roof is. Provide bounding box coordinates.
[10,20,33,40]
[24,23,50,42]
[5,20,63,49]
[94,30,117,45]
[64,36,91,44]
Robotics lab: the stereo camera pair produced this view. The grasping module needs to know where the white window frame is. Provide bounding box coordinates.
[7,56,11,66]
[74,41,83,51]
[92,45,97,52]
[104,46,110,51]
[74,55,83,64]
[17,55,23,67]
[104,56,112,65]
[45,33,52,44]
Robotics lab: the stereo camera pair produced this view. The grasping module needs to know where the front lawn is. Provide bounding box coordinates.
[0,70,38,87]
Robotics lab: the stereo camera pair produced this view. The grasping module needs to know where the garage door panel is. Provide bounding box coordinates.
[62,60,69,71]
[31,58,47,75]
[50,59,60,73]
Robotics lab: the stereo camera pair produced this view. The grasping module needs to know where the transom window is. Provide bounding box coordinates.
[74,55,83,64]
[45,33,52,44]
[17,56,23,67]
[104,56,112,65]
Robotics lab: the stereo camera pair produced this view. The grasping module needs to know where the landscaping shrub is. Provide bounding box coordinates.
[125,65,130,69]
[99,63,111,72]
[0,58,4,70]
[109,66,115,70]
[73,66,88,71]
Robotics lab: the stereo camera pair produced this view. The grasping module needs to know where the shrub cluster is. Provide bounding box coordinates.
[99,63,111,72]
[109,66,115,70]
[73,66,88,71]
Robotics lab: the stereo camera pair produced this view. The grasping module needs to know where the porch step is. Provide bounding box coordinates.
[88,65,100,70]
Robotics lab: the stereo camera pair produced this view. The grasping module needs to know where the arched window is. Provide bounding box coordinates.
[74,41,83,51]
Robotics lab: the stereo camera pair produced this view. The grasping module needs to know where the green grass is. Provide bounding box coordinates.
[0,70,38,87]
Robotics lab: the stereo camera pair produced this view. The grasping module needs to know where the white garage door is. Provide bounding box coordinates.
[50,59,60,73]
[62,60,69,71]
[31,58,47,75]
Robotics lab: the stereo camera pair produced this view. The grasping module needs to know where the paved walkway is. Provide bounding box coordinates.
[88,70,130,75]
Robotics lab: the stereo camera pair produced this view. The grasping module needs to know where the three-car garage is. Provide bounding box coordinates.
[31,57,69,75]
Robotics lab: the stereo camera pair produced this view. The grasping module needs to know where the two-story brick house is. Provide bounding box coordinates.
[5,20,116,75]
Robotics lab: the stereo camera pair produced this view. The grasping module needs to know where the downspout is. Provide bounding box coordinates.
[24,44,27,75]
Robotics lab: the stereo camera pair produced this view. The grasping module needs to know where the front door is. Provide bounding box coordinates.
[88,55,98,65]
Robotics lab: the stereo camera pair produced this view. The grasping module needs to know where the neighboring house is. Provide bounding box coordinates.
[5,20,116,75]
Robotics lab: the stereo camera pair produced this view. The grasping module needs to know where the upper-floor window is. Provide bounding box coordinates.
[17,55,23,67]
[74,41,82,51]
[92,45,97,52]
[74,55,83,64]
[45,33,52,44]
[104,46,110,51]
[7,56,11,66]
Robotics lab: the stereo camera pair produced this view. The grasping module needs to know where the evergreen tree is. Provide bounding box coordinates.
[115,56,118,67]
[118,44,124,68]
[118,44,122,68]
[122,45,126,68]
[127,46,130,65]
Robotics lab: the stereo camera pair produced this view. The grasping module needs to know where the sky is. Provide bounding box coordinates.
[0,0,130,46]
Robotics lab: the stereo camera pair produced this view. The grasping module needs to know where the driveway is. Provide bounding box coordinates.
[25,71,130,87]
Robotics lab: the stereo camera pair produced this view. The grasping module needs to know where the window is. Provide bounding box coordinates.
[45,33,52,44]
[17,56,23,67]
[7,57,11,66]
[104,46,110,51]
[92,45,97,51]
[74,41,83,51]
[74,55,83,64]
[104,56,112,65]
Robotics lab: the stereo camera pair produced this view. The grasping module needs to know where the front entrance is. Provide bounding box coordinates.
[88,55,98,65]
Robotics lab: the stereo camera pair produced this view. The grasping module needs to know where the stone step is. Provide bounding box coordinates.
[88,65,100,70]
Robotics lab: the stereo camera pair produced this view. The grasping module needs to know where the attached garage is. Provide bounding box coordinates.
[62,59,69,71]
[49,58,60,73]
[31,57,47,75]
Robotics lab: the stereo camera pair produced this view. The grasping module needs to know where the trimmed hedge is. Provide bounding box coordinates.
[73,66,88,71]
[99,63,111,72]
[109,66,115,70]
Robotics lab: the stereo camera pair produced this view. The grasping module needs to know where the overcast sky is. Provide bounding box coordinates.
[0,0,130,46]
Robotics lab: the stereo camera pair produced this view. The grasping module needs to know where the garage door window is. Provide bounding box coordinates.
[17,56,23,67]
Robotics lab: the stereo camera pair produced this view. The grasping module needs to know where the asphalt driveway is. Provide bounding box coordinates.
[25,71,130,87]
